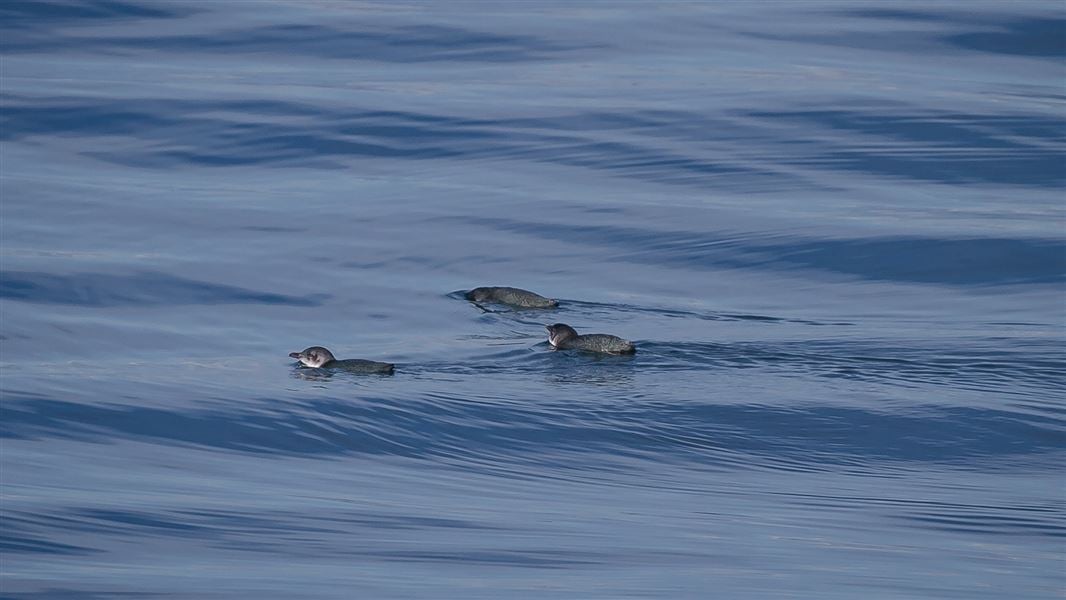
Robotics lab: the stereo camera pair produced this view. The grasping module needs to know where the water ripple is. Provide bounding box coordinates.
[778,490,1066,539]
[3,395,1061,473]
[5,91,1061,192]
[0,0,184,23]
[454,216,1066,285]
[2,18,592,63]
[840,9,1066,59]
[745,107,1066,186]
[0,270,324,307]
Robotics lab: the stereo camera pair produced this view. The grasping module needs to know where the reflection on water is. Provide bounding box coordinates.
[541,350,637,388]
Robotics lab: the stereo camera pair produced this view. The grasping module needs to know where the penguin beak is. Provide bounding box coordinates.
[289,352,301,359]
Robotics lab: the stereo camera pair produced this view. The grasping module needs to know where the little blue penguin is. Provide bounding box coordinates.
[546,323,635,354]
[289,346,395,374]
[465,286,558,309]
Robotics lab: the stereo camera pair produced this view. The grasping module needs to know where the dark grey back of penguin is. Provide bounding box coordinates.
[330,359,395,374]
[569,334,635,354]
[547,323,635,354]
[466,286,558,308]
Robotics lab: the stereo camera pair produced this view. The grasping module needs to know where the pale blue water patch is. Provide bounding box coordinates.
[1,1,1064,598]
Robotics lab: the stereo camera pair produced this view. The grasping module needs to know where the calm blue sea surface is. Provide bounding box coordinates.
[2,1,1064,598]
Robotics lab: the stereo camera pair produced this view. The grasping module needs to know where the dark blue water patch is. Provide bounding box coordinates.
[1,97,166,138]
[842,9,1066,58]
[0,0,181,23]
[0,97,292,139]
[0,95,794,190]
[842,8,958,21]
[456,216,1066,286]
[0,0,192,57]
[744,107,1066,186]
[752,236,1066,286]
[949,17,1066,58]
[1,18,594,63]
[0,271,324,307]
[3,394,1062,471]
[0,528,96,556]
[0,98,471,162]
[751,8,1066,63]
[0,99,464,166]
[58,93,1031,192]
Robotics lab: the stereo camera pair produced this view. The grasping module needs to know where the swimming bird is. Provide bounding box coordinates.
[545,323,635,354]
[288,346,395,374]
[464,286,558,309]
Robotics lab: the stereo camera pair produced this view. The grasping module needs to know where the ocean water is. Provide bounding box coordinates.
[1,1,1064,598]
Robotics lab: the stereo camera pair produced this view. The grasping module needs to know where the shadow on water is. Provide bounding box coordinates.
[0,271,324,307]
